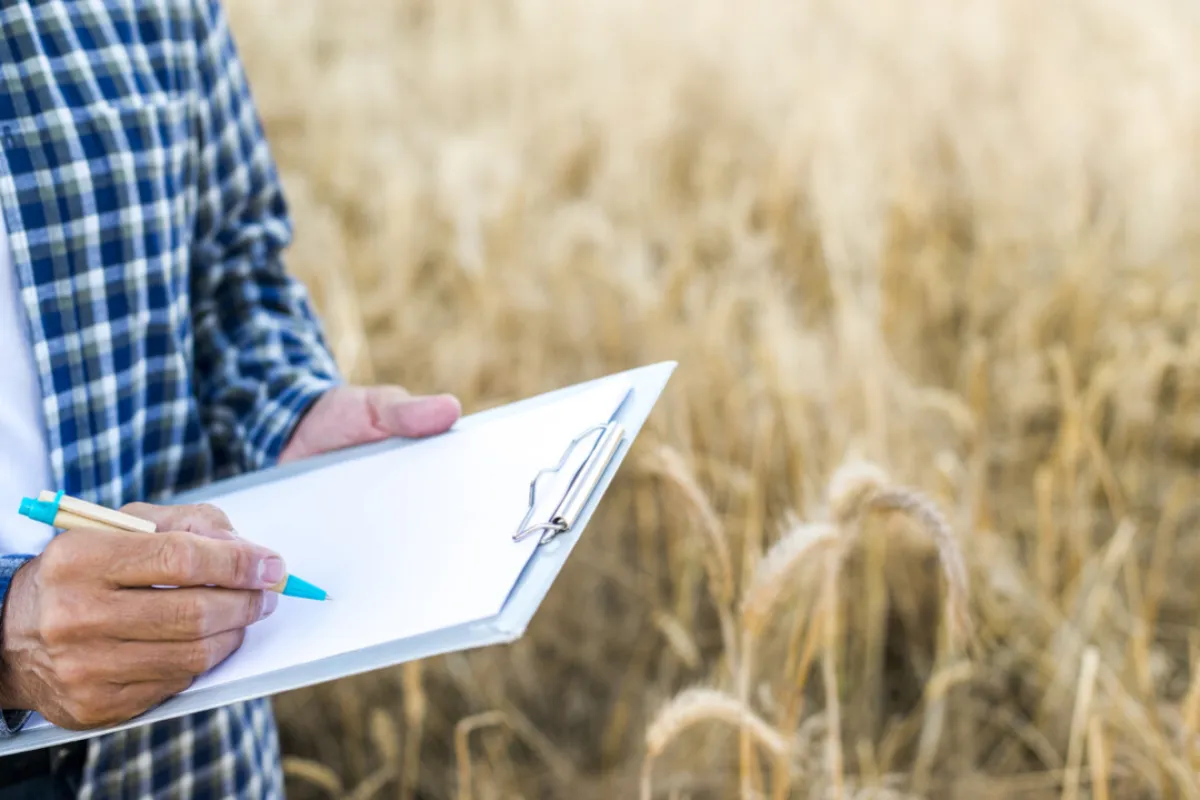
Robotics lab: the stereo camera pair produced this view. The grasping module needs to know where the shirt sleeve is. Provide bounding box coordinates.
[188,0,343,474]
[0,554,34,736]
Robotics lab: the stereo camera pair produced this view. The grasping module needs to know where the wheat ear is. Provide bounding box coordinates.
[740,520,839,635]
[826,459,972,650]
[645,686,791,760]
[641,686,793,798]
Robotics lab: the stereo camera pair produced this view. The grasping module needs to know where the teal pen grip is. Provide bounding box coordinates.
[18,496,59,525]
[18,490,65,526]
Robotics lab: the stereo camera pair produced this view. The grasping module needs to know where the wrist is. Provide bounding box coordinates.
[0,559,38,710]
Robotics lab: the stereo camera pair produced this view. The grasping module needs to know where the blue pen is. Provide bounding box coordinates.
[19,490,330,601]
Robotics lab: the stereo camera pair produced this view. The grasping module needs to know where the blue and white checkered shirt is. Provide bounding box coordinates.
[0,0,342,796]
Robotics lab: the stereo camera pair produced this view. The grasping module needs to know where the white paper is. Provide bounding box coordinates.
[165,373,632,695]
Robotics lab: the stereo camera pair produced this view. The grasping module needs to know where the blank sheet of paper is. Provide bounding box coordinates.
[173,374,633,694]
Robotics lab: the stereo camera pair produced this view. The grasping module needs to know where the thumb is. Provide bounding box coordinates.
[281,385,462,463]
[366,386,462,439]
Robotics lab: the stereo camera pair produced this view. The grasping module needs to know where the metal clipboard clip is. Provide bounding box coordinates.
[513,420,626,545]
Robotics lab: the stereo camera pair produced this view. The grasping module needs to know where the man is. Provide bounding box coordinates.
[0,1,461,796]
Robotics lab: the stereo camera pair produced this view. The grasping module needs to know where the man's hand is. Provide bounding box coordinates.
[0,503,282,730]
[280,385,461,463]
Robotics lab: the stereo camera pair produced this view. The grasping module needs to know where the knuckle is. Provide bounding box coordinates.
[245,591,263,622]
[170,595,208,638]
[184,641,214,674]
[38,533,81,580]
[229,546,255,586]
[208,629,244,673]
[157,533,197,579]
[118,502,154,521]
[39,601,78,645]
[157,503,233,538]
[195,503,232,529]
[37,542,63,576]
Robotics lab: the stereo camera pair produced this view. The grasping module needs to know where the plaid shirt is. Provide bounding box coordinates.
[0,0,342,797]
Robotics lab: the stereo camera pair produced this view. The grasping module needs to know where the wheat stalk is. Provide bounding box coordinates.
[642,686,792,799]
[282,757,344,797]
[821,547,846,800]
[737,518,838,798]
[1088,716,1110,800]
[1063,647,1100,800]
[401,661,426,800]
[455,711,509,800]
[641,444,739,660]
[1180,634,1200,768]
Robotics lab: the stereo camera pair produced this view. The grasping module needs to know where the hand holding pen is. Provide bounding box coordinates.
[21,492,327,600]
[0,498,303,731]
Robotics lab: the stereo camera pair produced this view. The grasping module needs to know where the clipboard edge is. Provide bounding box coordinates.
[490,360,676,638]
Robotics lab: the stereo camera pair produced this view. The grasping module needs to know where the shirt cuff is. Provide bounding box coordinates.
[0,554,35,736]
[238,369,341,471]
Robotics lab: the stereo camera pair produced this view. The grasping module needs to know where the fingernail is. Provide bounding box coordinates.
[257,557,286,587]
[260,592,279,619]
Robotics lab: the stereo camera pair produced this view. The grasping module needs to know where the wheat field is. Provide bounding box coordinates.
[226,0,1200,798]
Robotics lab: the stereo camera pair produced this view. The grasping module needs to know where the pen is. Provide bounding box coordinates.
[18,490,330,601]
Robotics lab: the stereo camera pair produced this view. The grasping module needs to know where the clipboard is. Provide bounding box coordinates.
[0,360,676,756]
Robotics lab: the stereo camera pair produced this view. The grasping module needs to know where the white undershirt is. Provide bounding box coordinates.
[0,210,55,555]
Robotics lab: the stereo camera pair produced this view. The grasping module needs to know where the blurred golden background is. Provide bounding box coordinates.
[228,0,1200,797]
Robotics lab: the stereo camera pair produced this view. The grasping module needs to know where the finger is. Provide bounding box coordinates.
[106,531,286,592]
[120,502,237,540]
[108,677,195,719]
[114,586,278,641]
[102,628,247,683]
[53,677,195,731]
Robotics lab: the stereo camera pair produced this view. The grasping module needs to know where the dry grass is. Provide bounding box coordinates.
[226,0,1200,797]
